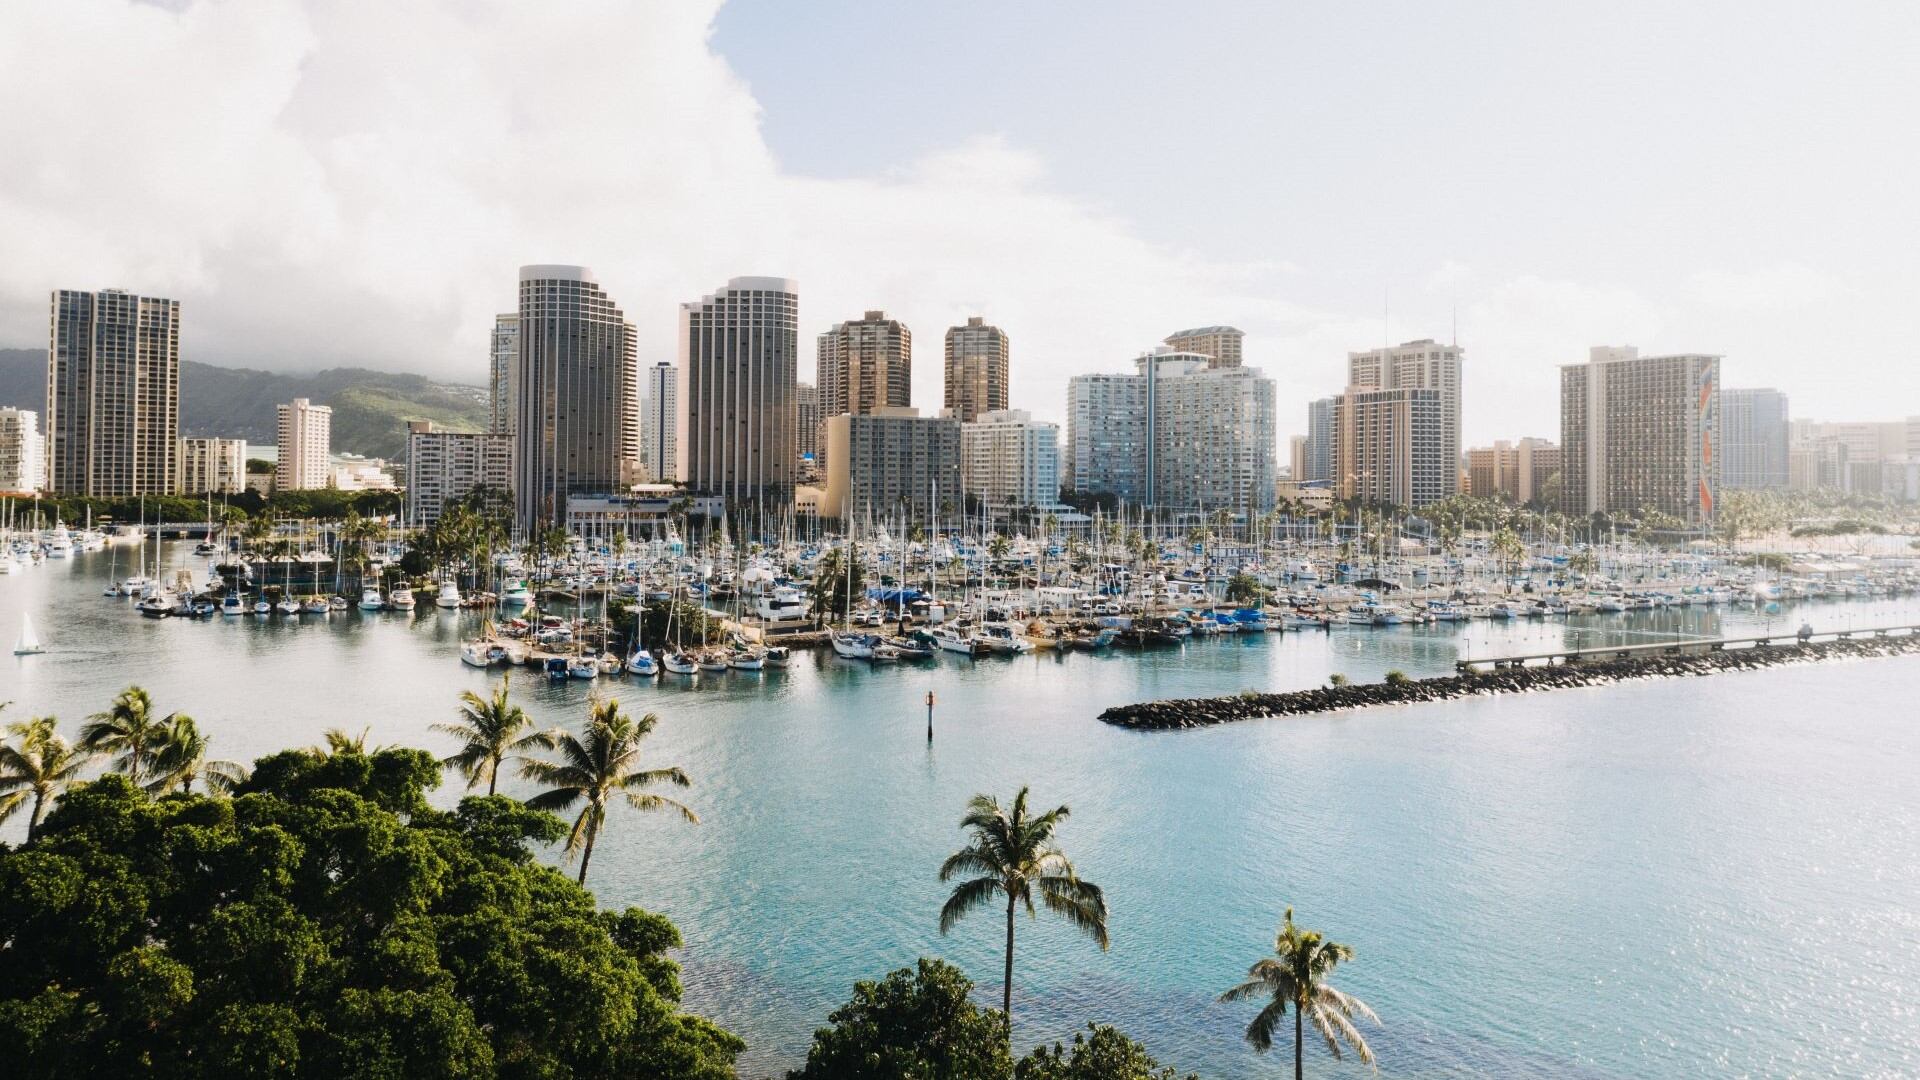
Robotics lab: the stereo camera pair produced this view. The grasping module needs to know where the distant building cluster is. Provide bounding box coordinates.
[20,272,1915,533]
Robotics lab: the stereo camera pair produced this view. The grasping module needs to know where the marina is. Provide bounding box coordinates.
[6,536,1920,1075]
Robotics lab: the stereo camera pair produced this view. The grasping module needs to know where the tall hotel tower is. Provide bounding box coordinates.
[641,360,678,483]
[678,277,799,508]
[489,313,518,434]
[512,265,636,533]
[47,288,181,496]
[944,316,1009,422]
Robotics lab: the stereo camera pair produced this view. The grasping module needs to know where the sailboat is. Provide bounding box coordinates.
[14,613,45,655]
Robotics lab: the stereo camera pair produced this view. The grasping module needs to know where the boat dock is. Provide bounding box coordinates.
[1456,623,1920,671]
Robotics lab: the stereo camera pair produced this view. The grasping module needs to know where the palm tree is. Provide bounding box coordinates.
[316,726,373,756]
[938,786,1108,1033]
[520,700,695,885]
[80,686,177,784]
[1219,907,1379,1079]
[433,675,548,796]
[145,714,247,794]
[0,716,93,841]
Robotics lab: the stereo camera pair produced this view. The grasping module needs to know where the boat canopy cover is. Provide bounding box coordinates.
[865,586,928,604]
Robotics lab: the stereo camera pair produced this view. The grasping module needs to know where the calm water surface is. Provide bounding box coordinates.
[5,544,1917,1078]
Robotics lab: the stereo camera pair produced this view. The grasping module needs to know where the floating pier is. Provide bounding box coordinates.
[1455,623,1920,672]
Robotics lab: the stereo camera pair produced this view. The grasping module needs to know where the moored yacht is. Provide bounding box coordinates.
[434,580,462,609]
[389,585,416,610]
[359,586,384,610]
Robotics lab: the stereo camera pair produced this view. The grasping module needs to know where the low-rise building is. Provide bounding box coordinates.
[564,487,723,541]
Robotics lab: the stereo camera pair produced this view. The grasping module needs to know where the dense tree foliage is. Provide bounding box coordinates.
[788,959,1012,1079]
[791,961,1195,1080]
[1016,1025,1198,1080]
[0,744,740,1079]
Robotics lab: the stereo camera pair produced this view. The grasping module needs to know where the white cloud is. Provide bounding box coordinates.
[2,1,1907,447]
[0,0,1347,438]
[1683,264,1843,312]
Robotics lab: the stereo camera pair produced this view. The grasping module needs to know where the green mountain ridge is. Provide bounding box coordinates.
[0,347,490,459]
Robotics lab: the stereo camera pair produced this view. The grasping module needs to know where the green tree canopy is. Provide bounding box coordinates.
[0,744,739,1079]
[788,958,1012,1080]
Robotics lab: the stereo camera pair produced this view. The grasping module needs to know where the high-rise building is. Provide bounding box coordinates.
[1287,435,1308,484]
[276,398,333,491]
[1559,346,1719,527]
[177,437,246,495]
[489,313,518,435]
[0,407,44,494]
[1305,396,1336,483]
[1346,339,1462,498]
[1465,438,1561,503]
[1163,326,1244,369]
[406,420,514,526]
[1146,351,1276,513]
[1065,347,1276,513]
[679,276,799,508]
[962,409,1059,509]
[1066,373,1149,502]
[822,408,960,523]
[513,265,636,533]
[1333,388,1448,508]
[47,288,181,496]
[1788,439,1847,492]
[1721,388,1790,491]
[795,381,820,478]
[944,316,1009,422]
[818,310,911,424]
[641,361,677,483]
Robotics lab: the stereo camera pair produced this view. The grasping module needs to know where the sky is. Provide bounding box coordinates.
[2,0,1917,444]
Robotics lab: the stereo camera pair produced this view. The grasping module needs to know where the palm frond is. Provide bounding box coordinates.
[624,791,698,822]
[1036,874,1109,948]
[938,875,1003,934]
[938,847,1001,881]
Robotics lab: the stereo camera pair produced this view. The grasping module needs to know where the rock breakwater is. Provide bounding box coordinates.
[1097,634,1920,730]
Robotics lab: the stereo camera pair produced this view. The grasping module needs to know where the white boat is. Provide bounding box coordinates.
[697,651,730,672]
[434,581,462,609]
[979,624,1033,654]
[460,641,495,668]
[728,647,765,671]
[275,595,301,615]
[762,645,792,668]
[108,525,146,546]
[136,593,175,618]
[755,584,811,622]
[568,656,600,679]
[929,625,983,656]
[662,651,700,675]
[221,593,244,616]
[41,522,73,558]
[389,585,416,610]
[193,540,221,557]
[14,613,45,655]
[119,575,152,597]
[359,586,385,611]
[830,630,874,659]
[300,597,331,614]
[253,599,272,616]
[500,581,533,606]
[626,649,660,676]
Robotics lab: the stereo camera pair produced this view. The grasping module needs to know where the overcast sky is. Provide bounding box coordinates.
[2,0,1916,443]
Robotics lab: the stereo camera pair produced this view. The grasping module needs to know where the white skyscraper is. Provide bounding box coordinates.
[276,398,332,491]
[406,420,514,526]
[0,407,44,494]
[641,361,678,483]
[1066,347,1276,513]
[962,409,1060,509]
